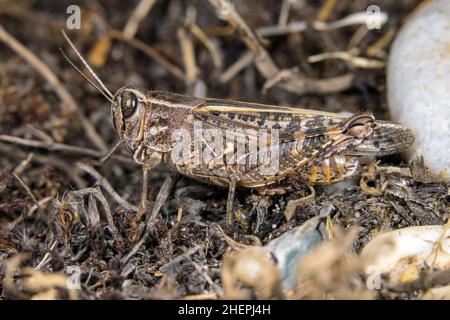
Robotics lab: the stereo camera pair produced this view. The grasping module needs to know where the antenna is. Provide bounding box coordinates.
[60,30,114,101]
[59,48,114,103]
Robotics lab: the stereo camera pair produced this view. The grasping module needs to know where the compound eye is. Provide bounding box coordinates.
[120,91,138,118]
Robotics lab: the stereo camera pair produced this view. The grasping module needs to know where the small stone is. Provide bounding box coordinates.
[387,0,450,175]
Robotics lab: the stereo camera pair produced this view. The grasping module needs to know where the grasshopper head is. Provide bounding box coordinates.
[111,86,148,152]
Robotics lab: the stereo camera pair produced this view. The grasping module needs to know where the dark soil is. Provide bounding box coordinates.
[0,0,448,300]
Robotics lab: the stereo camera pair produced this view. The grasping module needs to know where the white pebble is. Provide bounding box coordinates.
[387,0,450,175]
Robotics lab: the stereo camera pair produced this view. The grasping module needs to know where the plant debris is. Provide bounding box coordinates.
[0,0,448,300]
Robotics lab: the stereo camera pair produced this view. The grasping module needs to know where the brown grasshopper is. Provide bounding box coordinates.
[61,31,414,225]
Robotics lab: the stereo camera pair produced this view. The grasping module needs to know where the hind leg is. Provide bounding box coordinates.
[306,154,359,185]
[283,154,359,221]
[283,184,315,222]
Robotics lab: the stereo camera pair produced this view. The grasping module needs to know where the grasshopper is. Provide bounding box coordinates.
[61,31,414,226]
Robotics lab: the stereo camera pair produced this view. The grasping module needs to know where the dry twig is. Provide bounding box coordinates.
[177,26,200,88]
[0,142,87,188]
[123,0,158,39]
[12,173,38,205]
[109,29,186,81]
[219,51,254,83]
[0,23,108,152]
[122,175,176,263]
[0,134,136,166]
[185,19,223,69]
[77,162,138,211]
[389,268,450,293]
[307,51,385,69]
[208,0,354,95]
